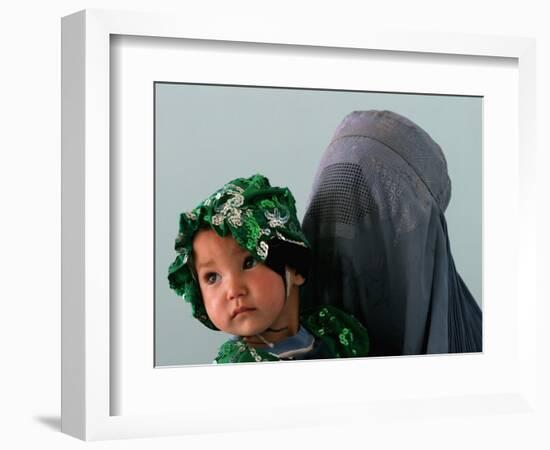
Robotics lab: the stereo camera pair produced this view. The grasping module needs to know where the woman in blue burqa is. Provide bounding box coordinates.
[301,110,482,356]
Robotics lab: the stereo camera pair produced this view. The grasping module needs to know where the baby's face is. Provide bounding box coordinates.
[193,230,286,337]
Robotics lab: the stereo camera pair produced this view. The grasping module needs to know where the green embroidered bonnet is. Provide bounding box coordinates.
[168,174,310,330]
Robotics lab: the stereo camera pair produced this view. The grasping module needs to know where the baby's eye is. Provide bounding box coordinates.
[205,272,221,285]
[243,255,258,270]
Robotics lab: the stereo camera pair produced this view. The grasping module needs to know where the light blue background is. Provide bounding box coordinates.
[155,83,482,366]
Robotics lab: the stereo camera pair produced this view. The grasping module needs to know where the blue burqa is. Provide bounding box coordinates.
[301,110,482,356]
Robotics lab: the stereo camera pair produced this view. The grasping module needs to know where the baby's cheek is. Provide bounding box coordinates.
[205,297,228,325]
[202,295,217,319]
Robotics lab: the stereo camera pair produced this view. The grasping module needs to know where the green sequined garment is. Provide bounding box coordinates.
[214,306,370,364]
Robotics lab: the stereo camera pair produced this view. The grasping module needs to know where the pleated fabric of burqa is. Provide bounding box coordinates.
[301,110,482,356]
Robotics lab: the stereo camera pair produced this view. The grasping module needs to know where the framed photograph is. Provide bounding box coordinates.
[61,9,537,440]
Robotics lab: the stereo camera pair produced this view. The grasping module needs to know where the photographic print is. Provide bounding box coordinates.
[154,83,482,366]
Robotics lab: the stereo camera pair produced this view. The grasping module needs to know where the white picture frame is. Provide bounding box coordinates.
[61,9,537,441]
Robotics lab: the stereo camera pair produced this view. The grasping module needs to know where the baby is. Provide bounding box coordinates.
[168,174,369,363]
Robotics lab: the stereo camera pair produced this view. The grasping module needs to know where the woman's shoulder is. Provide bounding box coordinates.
[300,305,370,358]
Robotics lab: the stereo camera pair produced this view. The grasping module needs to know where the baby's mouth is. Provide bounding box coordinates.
[231,306,256,319]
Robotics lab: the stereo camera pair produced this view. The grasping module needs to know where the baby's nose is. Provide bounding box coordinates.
[226,275,247,300]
